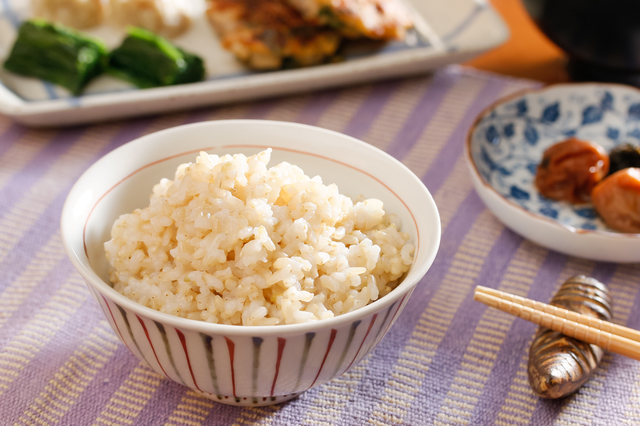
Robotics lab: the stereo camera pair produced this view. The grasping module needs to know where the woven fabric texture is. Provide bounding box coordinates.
[2,65,639,426]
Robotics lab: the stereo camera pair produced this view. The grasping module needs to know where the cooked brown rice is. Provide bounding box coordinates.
[105,149,414,325]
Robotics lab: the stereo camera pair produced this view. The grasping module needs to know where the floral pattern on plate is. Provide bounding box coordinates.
[469,84,640,233]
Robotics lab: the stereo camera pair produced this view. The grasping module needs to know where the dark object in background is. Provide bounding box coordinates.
[109,27,205,88]
[528,275,612,399]
[521,0,640,86]
[609,144,640,176]
[3,19,108,95]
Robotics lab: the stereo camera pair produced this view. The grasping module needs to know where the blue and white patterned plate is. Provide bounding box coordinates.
[466,83,640,263]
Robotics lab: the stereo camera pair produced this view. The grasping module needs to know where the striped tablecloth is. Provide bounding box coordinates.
[2,65,640,426]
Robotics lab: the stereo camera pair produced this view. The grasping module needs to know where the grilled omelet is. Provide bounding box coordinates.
[287,0,413,40]
[206,0,341,69]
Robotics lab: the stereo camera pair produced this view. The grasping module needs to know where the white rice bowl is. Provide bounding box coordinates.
[105,149,414,326]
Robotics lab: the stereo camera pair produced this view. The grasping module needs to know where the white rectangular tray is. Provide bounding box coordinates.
[0,0,508,126]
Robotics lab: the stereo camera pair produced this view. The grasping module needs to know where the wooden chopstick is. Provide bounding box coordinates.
[476,285,640,342]
[474,285,640,361]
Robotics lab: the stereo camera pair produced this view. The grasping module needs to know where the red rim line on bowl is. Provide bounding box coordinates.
[464,82,640,239]
[83,144,421,260]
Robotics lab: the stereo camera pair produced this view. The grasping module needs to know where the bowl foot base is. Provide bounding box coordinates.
[193,389,303,406]
[568,58,640,87]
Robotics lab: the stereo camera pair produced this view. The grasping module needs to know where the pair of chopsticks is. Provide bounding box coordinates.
[474,285,640,361]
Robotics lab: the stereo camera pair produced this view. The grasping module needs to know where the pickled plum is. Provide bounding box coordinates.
[535,138,609,203]
[591,168,640,233]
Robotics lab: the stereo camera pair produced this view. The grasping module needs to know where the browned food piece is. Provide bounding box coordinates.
[535,138,609,203]
[528,275,612,399]
[206,0,341,69]
[32,0,104,29]
[591,167,640,233]
[110,0,198,38]
[286,0,413,40]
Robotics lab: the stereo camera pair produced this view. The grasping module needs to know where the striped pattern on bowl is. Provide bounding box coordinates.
[62,120,440,407]
[88,285,411,406]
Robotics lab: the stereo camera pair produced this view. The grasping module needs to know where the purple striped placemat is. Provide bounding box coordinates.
[2,65,640,426]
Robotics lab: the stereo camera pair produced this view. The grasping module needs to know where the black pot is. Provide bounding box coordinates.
[521,0,640,86]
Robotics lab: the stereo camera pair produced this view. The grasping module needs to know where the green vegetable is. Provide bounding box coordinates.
[318,6,344,30]
[109,27,205,88]
[3,19,108,95]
